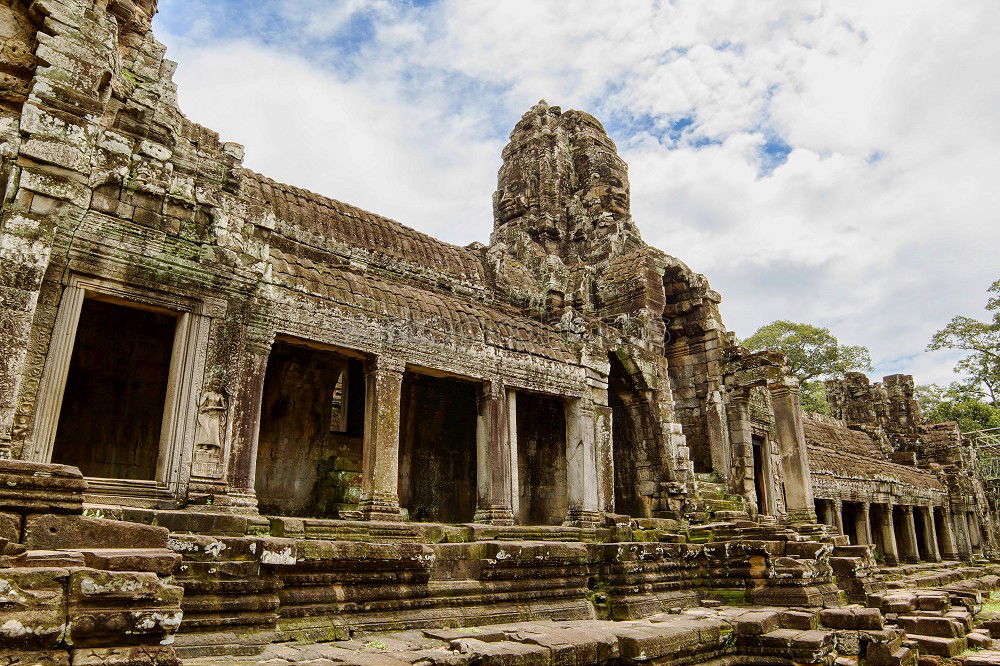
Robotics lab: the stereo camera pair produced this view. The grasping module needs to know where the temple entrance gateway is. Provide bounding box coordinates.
[516,391,568,525]
[609,353,660,518]
[50,298,176,480]
[398,371,477,523]
[254,340,365,517]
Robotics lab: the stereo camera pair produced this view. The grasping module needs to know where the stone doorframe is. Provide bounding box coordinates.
[24,275,211,503]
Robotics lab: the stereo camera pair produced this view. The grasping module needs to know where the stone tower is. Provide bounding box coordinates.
[488,101,644,315]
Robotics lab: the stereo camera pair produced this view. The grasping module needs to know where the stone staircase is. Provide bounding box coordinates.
[689,472,750,523]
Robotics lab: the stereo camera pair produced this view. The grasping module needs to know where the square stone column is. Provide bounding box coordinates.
[938,507,959,560]
[921,506,941,562]
[970,512,984,554]
[954,509,974,560]
[876,503,900,565]
[768,382,816,523]
[856,503,872,545]
[818,499,836,527]
[901,506,920,563]
[833,499,845,535]
[229,334,274,512]
[360,357,404,521]
[563,397,601,527]
[474,379,514,525]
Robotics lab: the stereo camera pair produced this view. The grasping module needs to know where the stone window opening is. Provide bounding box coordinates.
[254,340,365,518]
[515,390,569,525]
[397,371,477,524]
[329,370,348,433]
[50,296,177,482]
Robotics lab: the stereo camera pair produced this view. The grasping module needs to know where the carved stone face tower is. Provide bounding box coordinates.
[493,100,639,257]
[490,101,643,313]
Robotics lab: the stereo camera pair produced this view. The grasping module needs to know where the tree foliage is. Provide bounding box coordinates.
[741,320,873,380]
[927,278,1000,405]
[920,279,1000,431]
[915,382,1000,433]
[741,320,873,415]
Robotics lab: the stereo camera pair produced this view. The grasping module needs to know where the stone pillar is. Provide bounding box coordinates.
[817,499,835,527]
[900,506,920,563]
[856,503,872,545]
[23,285,84,463]
[921,506,941,562]
[954,509,974,560]
[360,357,404,521]
[768,382,816,523]
[228,333,273,513]
[970,512,984,554]
[706,390,731,480]
[474,379,514,525]
[938,507,960,560]
[594,403,615,515]
[564,397,600,527]
[507,389,520,521]
[833,499,845,536]
[877,504,900,565]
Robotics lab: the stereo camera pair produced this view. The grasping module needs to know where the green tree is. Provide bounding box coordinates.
[915,382,1000,433]
[741,320,874,415]
[926,278,1000,406]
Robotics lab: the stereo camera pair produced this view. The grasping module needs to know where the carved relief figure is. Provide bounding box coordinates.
[192,379,227,478]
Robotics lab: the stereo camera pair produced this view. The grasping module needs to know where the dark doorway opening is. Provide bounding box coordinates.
[913,507,928,560]
[51,298,176,480]
[609,353,657,517]
[255,341,365,517]
[516,392,568,525]
[892,505,915,561]
[842,502,861,545]
[751,435,769,515]
[398,372,477,523]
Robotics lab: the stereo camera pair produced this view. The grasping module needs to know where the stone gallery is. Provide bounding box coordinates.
[1,1,999,664]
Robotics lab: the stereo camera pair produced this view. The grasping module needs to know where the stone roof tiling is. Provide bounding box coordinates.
[243,170,488,285]
[803,417,883,457]
[807,445,945,492]
[267,245,575,361]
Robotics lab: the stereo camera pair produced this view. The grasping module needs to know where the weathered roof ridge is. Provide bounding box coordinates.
[242,169,488,285]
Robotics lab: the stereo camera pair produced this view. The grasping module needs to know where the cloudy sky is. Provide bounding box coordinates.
[153,0,999,386]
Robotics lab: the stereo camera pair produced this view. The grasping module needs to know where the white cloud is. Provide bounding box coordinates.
[154,0,1000,386]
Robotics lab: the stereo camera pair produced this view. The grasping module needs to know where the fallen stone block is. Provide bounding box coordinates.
[0,566,69,650]
[73,548,182,575]
[23,515,168,550]
[907,634,966,657]
[780,609,819,630]
[450,637,551,664]
[733,610,781,636]
[0,460,86,515]
[896,615,962,638]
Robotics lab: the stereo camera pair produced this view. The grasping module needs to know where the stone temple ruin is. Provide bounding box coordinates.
[1,1,1000,664]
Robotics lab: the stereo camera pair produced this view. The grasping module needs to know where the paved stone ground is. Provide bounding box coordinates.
[186,611,737,665]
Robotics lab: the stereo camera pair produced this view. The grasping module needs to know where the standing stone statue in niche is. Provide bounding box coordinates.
[192,379,227,478]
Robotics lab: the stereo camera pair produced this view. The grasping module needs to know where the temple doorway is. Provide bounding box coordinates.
[254,340,365,517]
[516,391,568,525]
[51,297,176,481]
[398,371,477,523]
